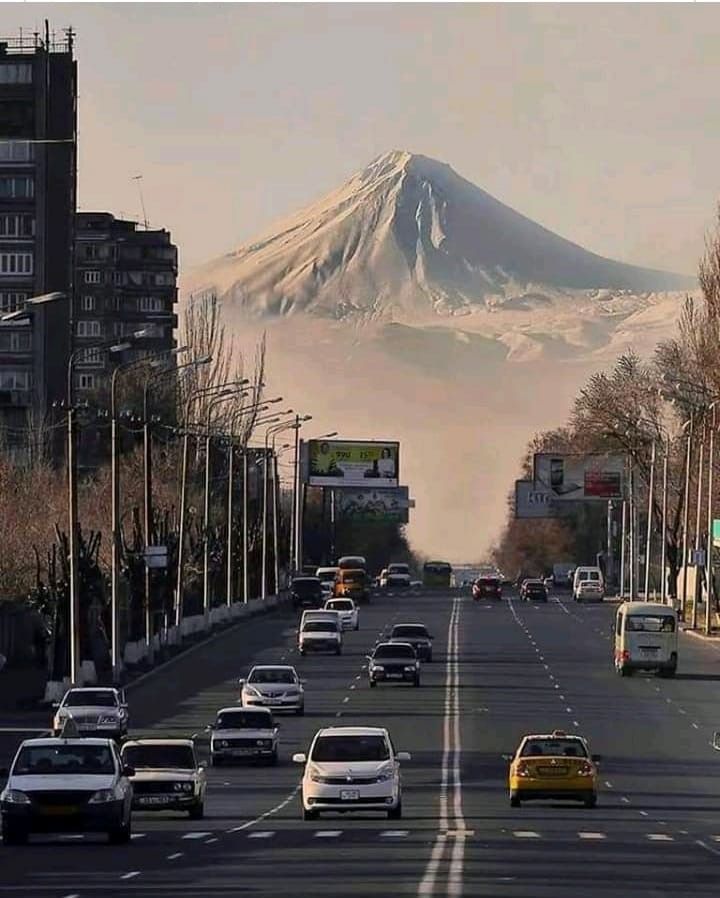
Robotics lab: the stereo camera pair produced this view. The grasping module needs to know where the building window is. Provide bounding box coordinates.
[77,320,102,338]
[154,272,175,286]
[79,347,103,366]
[0,370,30,391]
[112,271,126,286]
[83,243,107,260]
[0,177,34,199]
[83,270,101,284]
[139,296,164,312]
[0,332,31,352]
[0,252,33,275]
[0,141,34,163]
[77,373,97,391]
[0,63,33,84]
[0,213,35,237]
[81,295,96,312]
[0,292,27,313]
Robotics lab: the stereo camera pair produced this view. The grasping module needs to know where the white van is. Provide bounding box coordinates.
[572,567,604,601]
[614,602,678,677]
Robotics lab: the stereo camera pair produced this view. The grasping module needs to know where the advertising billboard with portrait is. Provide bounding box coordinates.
[335,486,410,523]
[307,440,399,488]
[533,453,625,501]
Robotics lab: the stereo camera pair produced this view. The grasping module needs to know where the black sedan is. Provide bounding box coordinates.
[521,579,548,602]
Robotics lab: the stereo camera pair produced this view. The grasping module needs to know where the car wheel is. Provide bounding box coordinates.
[584,794,598,809]
[188,802,205,820]
[269,750,278,766]
[354,622,359,631]
[413,676,421,687]
[618,665,632,677]
[510,793,521,808]
[299,649,306,656]
[108,816,131,845]
[2,823,28,846]
[296,705,305,716]
[369,679,377,688]
[302,806,319,821]
[387,799,402,820]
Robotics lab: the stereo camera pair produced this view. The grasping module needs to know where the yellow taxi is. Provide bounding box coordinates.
[508,730,600,808]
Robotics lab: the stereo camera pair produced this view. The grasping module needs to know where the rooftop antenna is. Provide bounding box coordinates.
[132,174,149,229]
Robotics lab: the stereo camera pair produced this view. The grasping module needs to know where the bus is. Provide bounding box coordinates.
[423,561,453,589]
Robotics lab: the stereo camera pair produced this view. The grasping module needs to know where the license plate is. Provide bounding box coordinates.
[340,790,360,801]
[537,767,568,776]
[264,698,281,705]
[138,795,172,806]
[641,647,658,655]
[231,748,255,755]
[40,805,78,816]
[387,673,403,679]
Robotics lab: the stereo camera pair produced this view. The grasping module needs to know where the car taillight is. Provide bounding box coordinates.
[621,650,630,661]
[515,762,531,777]
[577,763,594,777]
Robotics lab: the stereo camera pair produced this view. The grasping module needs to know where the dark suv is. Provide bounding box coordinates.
[291,577,324,609]
[473,577,502,600]
[521,579,548,602]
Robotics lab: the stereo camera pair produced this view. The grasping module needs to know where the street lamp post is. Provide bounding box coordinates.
[261,418,296,599]
[692,428,705,630]
[706,404,717,635]
[660,436,669,604]
[681,415,694,620]
[644,440,656,601]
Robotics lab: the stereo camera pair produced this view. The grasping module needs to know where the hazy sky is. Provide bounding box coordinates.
[12,4,720,275]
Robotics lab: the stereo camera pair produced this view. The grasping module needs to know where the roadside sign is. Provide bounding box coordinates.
[713,519,720,548]
[144,545,168,569]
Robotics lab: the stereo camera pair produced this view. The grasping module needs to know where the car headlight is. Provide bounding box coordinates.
[89,788,118,804]
[244,686,261,697]
[309,765,331,784]
[256,739,271,747]
[372,664,384,671]
[98,715,118,725]
[173,782,194,792]
[1,789,31,805]
[376,768,394,783]
[216,739,228,749]
[404,665,416,672]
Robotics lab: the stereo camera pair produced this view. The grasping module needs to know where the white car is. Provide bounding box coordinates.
[316,566,339,599]
[574,579,604,602]
[299,617,342,655]
[121,738,207,819]
[207,707,279,765]
[294,726,410,820]
[240,665,305,715]
[324,598,359,631]
[384,563,412,589]
[52,687,129,740]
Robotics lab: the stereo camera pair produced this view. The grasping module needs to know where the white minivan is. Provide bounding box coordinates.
[614,602,678,677]
[573,567,604,601]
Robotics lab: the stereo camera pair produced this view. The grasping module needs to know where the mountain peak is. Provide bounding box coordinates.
[185,152,694,320]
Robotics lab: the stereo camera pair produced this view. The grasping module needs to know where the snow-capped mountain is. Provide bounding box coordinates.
[185,150,692,319]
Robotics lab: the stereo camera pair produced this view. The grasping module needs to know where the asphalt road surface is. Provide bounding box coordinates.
[4,590,720,897]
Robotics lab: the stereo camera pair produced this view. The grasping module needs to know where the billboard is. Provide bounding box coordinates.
[335,486,411,523]
[533,453,624,501]
[307,439,399,488]
[515,481,577,519]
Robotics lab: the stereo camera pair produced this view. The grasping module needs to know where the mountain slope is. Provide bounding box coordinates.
[185,150,693,320]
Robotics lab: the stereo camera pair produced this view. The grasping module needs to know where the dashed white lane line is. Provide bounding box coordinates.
[698,839,720,857]
[248,831,275,839]
[227,785,302,834]
[182,831,211,839]
[382,830,410,837]
[204,837,219,844]
[62,894,80,898]
[131,833,146,840]
[692,723,700,729]
[350,684,356,690]
[315,830,342,838]
[647,834,673,841]
[342,696,349,703]
[513,830,541,838]
[639,811,649,817]
[573,721,580,727]
[167,852,183,860]
[120,872,141,881]
[579,832,606,840]
[621,797,630,804]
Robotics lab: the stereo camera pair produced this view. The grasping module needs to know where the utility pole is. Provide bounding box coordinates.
[619,500,627,598]
[644,441,656,601]
[706,405,716,634]
[692,432,705,629]
[606,500,614,593]
[681,414,694,620]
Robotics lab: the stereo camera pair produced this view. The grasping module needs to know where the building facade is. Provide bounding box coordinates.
[73,213,178,394]
[0,30,76,437]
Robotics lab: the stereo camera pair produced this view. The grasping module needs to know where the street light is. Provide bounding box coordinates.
[289,416,315,574]
[261,417,297,598]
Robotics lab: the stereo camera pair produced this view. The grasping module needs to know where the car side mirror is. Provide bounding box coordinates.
[396,751,411,762]
[713,732,720,752]
[292,753,307,764]
[591,754,602,763]
[238,679,245,687]
[122,765,135,778]
[204,724,214,732]
[52,701,60,709]
[501,754,514,762]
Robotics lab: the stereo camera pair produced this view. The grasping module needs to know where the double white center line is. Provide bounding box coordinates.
[419,597,466,897]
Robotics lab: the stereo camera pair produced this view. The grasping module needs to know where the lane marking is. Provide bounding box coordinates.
[382,830,410,837]
[639,810,649,817]
[513,830,541,838]
[579,832,606,840]
[131,833,146,840]
[182,831,211,839]
[120,872,141,880]
[315,830,342,838]
[248,831,275,839]
[621,797,630,804]
[697,839,720,857]
[167,852,183,860]
[226,784,301,833]
[647,834,673,841]
[204,837,219,844]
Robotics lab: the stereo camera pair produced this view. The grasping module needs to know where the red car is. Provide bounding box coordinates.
[473,577,503,600]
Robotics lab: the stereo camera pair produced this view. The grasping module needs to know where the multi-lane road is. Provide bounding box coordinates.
[4,589,720,897]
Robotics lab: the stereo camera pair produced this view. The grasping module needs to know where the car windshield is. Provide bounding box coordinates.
[122,744,195,769]
[478,578,499,586]
[327,600,353,610]
[520,738,588,758]
[14,744,116,775]
[392,625,428,638]
[312,735,390,762]
[579,571,600,581]
[248,668,297,684]
[216,711,272,729]
[388,565,409,574]
[64,690,117,707]
[316,569,338,580]
[293,579,321,594]
[625,614,676,633]
[303,620,339,633]
[374,644,415,659]
[340,571,364,583]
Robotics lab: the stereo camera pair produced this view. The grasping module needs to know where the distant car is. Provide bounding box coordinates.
[121,738,206,819]
[378,568,389,588]
[388,623,433,661]
[384,563,411,589]
[293,726,410,820]
[0,729,134,845]
[239,664,305,715]
[291,576,324,609]
[473,576,502,600]
[508,729,600,808]
[522,580,548,602]
[543,576,554,591]
[52,687,129,740]
[299,617,343,655]
[316,567,339,601]
[574,579,604,603]
[335,568,370,603]
[367,642,420,687]
[207,707,278,766]
[324,597,359,631]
